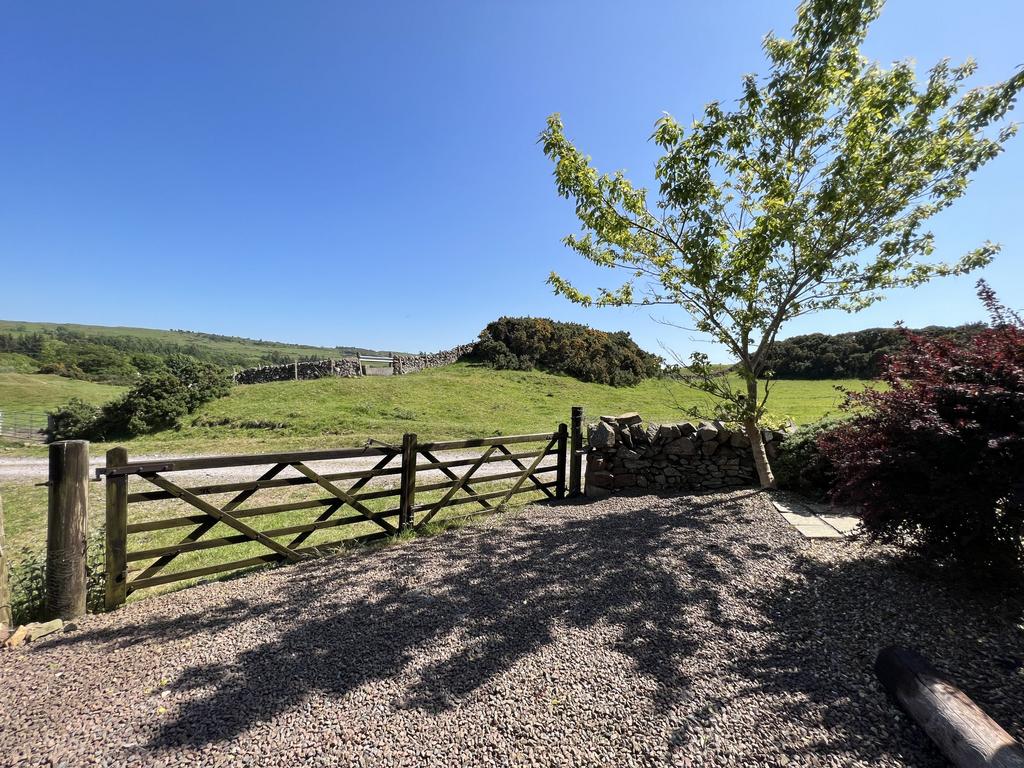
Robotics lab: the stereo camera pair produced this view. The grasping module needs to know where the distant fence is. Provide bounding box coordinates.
[80,414,581,607]
[0,410,48,442]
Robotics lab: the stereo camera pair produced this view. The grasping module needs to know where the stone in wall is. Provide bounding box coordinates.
[584,413,786,496]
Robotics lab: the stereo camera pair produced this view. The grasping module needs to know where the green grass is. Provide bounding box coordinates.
[0,372,125,415]
[107,362,867,456]
[0,352,38,373]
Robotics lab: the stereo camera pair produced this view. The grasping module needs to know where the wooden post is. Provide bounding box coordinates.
[399,433,417,531]
[294,359,299,380]
[569,406,584,497]
[875,646,1024,768]
[0,494,11,631]
[104,447,129,610]
[555,423,568,499]
[46,440,89,620]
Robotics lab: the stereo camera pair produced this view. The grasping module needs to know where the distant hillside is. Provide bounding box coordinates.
[765,323,986,379]
[0,319,396,384]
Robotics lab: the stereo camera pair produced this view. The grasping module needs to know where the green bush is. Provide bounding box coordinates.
[10,528,107,625]
[46,354,231,441]
[164,354,231,410]
[471,317,661,386]
[771,418,843,499]
[46,398,103,442]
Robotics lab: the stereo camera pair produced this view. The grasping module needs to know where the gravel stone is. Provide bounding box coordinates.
[1,490,1021,767]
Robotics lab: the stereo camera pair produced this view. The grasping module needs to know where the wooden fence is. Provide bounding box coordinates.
[95,424,574,608]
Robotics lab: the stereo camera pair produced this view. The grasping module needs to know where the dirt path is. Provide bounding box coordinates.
[2,490,1021,767]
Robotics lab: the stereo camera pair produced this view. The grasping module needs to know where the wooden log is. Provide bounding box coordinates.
[569,406,584,497]
[0,494,11,631]
[875,646,1024,768]
[47,440,89,620]
[104,447,129,610]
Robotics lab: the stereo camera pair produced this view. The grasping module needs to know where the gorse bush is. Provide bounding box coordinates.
[819,281,1024,576]
[46,398,104,442]
[10,528,107,624]
[46,355,231,441]
[471,317,661,386]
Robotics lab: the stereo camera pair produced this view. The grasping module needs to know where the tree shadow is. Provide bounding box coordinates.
[729,548,1024,766]
[58,490,772,751]
[44,489,1023,764]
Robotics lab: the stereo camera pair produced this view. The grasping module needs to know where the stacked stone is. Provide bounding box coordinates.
[233,358,361,384]
[393,343,476,374]
[584,413,786,497]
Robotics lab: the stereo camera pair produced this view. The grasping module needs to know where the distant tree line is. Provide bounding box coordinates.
[763,323,986,379]
[469,317,662,387]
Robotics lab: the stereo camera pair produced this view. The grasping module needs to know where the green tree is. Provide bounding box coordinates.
[540,0,1023,486]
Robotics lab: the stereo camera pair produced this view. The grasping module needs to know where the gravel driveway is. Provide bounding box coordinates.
[2,490,1022,767]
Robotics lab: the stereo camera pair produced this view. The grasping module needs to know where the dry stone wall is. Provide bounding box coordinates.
[585,413,787,497]
[233,344,475,384]
[233,358,362,384]
[392,344,476,374]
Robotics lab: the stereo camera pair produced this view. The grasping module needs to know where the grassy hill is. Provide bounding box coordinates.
[0,318,397,369]
[0,372,125,414]
[92,362,868,456]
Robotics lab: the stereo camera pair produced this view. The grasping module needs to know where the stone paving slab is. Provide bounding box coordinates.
[820,515,861,535]
[773,500,846,539]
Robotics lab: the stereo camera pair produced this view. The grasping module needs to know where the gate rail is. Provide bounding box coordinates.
[96,424,572,608]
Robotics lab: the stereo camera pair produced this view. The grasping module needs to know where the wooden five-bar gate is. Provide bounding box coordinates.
[96,423,578,609]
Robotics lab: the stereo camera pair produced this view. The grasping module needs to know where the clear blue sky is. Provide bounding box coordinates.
[1,1,1021,358]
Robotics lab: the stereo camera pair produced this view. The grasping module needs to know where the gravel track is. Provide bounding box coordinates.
[0,450,500,485]
[2,490,1022,767]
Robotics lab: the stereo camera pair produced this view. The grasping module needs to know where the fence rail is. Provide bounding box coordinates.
[96,423,576,606]
[0,410,48,442]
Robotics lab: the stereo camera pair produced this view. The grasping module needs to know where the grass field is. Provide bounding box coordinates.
[0,372,125,415]
[107,362,867,456]
[1,363,866,456]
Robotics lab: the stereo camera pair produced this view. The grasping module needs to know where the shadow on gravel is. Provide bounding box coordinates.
[46,488,1023,764]
[728,549,1024,766]
[110,490,775,749]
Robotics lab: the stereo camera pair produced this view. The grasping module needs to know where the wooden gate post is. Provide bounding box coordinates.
[555,423,568,499]
[0,494,12,632]
[104,447,129,610]
[46,440,89,620]
[399,433,417,531]
[569,406,584,497]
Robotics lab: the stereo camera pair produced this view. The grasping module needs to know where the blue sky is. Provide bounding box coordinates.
[1,1,1021,358]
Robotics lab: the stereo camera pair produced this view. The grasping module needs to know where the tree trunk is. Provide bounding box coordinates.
[744,419,776,488]
[744,376,776,489]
